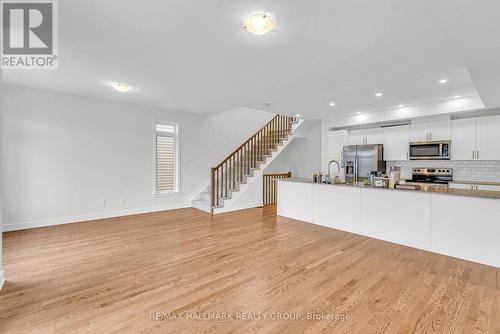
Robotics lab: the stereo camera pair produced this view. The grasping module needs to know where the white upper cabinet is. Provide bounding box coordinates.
[364,128,384,145]
[410,120,451,142]
[348,129,366,145]
[383,125,410,161]
[327,130,347,160]
[451,118,476,161]
[476,115,500,160]
[348,128,383,145]
[409,122,429,142]
[342,115,500,161]
[428,120,451,141]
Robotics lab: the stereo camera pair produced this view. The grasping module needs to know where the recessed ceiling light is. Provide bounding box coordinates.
[439,79,449,84]
[244,13,275,35]
[356,111,362,115]
[329,102,336,107]
[375,92,383,97]
[110,82,131,93]
[453,95,461,99]
[296,114,302,118]
[398,104,405,108]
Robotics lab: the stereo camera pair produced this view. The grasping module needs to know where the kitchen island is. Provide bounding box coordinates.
[277,179,500,268]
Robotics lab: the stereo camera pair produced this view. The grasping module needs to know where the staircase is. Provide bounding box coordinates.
[191,114,303,214]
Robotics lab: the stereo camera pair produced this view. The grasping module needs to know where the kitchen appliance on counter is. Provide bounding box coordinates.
[403,168,453,191]
[342,144,386,184]
[409,140,450,160]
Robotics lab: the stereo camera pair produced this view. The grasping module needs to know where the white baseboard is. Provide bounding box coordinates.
[2,204,190,232]
[214,201,263,214]
[0,270,4,290]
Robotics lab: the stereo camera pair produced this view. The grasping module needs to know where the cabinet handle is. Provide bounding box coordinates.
[477,150,479,159]
[406,152,409,160]
[472,150,475,159]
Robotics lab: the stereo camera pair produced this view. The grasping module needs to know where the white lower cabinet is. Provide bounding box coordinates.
[312,185,361,234]
[360,190,431,250]
[431,194,500,268]
[278,180,500,268]
[277,181,313,223]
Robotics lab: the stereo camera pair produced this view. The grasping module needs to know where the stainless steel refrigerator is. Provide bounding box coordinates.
[342,144,386,184]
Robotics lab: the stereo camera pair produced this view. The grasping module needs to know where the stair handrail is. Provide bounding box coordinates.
[210,114,297,213]
[214,114,279,169]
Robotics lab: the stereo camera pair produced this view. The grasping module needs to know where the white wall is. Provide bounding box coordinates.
[1,85,211,231]
[227,119,322,210]
[200,107,274,166]
[0,77,4,288]
[266,119,322,178]
[0,85,280,231]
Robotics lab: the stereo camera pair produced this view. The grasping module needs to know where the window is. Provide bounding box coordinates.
[155,123,178,194]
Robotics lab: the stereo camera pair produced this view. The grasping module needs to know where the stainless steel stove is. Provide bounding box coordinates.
[404,168,453,191]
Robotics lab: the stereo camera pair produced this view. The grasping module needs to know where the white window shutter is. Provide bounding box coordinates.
[155,123,178,193]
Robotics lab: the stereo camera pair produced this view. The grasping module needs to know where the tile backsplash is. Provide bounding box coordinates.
[387,160,500,182]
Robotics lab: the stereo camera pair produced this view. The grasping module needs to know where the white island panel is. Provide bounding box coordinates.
[312,185,361,233]
[361,190,432,250]
[431,194,500,268]
[277,180,313,222]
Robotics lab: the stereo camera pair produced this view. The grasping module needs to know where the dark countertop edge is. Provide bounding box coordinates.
[278,178,500,200]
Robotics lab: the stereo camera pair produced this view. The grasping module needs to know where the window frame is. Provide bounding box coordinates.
[153,121,180,195]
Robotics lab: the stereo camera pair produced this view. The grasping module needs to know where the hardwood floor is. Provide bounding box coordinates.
[1,206,499,333]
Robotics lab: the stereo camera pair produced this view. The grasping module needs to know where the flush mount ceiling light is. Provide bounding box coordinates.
[244,13,275,35]
[111,82,131,93]
[439,79,449,85]
[375,92,383,97]
[329,102,336,107]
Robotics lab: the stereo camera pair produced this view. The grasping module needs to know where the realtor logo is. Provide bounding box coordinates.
[1,0,58,69]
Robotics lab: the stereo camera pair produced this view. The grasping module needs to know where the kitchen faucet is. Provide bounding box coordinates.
[327,160,340,183]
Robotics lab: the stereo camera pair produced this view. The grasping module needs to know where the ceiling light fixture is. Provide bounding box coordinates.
[375,92,383,97]
[439,79,448,84]
[398,104,405,108]
[356,111,362,115]
[244,13,275,35]
[111,82,131,93]
[296,114,302,118]
[329,102,336,107]
[453,95,461,99]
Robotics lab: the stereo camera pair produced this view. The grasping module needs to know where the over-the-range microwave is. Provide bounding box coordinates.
[409,140,451,160]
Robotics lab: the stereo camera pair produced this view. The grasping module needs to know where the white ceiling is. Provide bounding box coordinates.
[3,0,500,119]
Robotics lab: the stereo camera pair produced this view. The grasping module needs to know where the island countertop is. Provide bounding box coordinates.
[278,178,500,200]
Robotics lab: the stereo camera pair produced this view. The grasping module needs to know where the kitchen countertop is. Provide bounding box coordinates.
[279,178,500,200]
[449,180,500,186]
